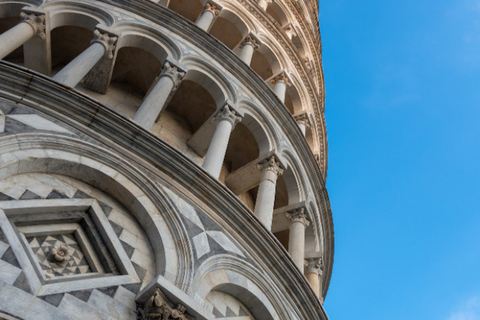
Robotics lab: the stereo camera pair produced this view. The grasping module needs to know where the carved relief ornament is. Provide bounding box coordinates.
[20,10,46,39]
[213,104,242,127]
[286,207,310,226]
[136,288,188,320]
[159,62,186,90]
[204,2,221,16]
[258,156,284,176]
[304,257,324,276]
[91,29,118,59]
[239,34,260,50]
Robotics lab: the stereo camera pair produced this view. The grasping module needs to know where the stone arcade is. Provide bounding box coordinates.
[0,0,333,319]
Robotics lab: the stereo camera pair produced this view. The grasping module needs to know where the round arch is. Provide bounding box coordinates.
[191,255,294,319]
[0,133,195,289]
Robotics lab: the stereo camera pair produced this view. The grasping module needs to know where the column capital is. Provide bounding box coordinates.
[137,288,188,320]
[91,26,119,59]
[283,23,297,40]
[304,257,324,276]
[20,8,46,40]
[160,60,186,90]
[286,207,310,226]
[257,156,284,176]
[204,1,222,16]
[294,112,311,128]
[239,34,261,50]
[271,71,292,86]
[213,103,243,127]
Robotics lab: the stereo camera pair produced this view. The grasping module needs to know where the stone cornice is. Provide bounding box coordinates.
[0,61,331,319]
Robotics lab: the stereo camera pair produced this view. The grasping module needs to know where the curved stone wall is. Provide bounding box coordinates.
[0,0,333,318]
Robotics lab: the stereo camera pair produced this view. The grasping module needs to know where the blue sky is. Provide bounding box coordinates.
[320,0,480,319]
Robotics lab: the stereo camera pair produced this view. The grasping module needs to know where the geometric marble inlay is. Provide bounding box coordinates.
[26,234,91,278]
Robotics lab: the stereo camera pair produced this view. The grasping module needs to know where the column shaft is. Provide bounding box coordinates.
[202,120,233,178]
[239,43,255,65]
[298,122,307,136]
[289,220,306,269]
[274,80,287,103]
[306,272,320,296]
[196,10,215,31]
[254,170,278,230]
[0,22,35,59]
[133,76,175,129]
[53,42,105,87]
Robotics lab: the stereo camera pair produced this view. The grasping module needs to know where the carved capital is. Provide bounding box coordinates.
[91,28,118,59]
[258,156,284,176]
[271,72,291,86]
[136,288,188,320]
[20,9,46,40]
[303,58,312,72]
[213,104,242,127]
[304,257,324,276]
[204,2,221,16]
[294,113,310,128]
[239,34,260,50]
[160,61,186,90]
[286,207,310,226]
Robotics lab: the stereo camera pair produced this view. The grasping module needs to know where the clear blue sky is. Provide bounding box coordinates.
[320,0,480,319]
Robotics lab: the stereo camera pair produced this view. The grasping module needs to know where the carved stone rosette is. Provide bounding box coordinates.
[239,34,260,50]
[136,288,188,320]
[213,104,242,127]
[20,10,46,39]
[304,257,324,276]
[271,72,292,86]
[160,61,186,90]
[91,29,118,59]
[257,156,284,176]
[286,207,310,226]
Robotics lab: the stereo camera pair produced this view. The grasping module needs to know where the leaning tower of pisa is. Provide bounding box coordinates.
[0,0,333,318]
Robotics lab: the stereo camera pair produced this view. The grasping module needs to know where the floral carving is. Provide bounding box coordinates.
[50,244,70,262]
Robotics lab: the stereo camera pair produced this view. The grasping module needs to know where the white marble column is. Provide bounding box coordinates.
[238,34,260,65]
[196,2,221,31]
[133,61,185,130]
[271,72,291,103]
[304,258,324,301]
[202,104,242,179]
[294,113,310,136]
[286,208,310,270]
[0,109,4,133]
[254,156,284,231]
[53,28,117,87]
[0,9,46,59]
[257,0,271,10]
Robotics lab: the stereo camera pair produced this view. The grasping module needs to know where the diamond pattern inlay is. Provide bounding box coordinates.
[26,234,92,278]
